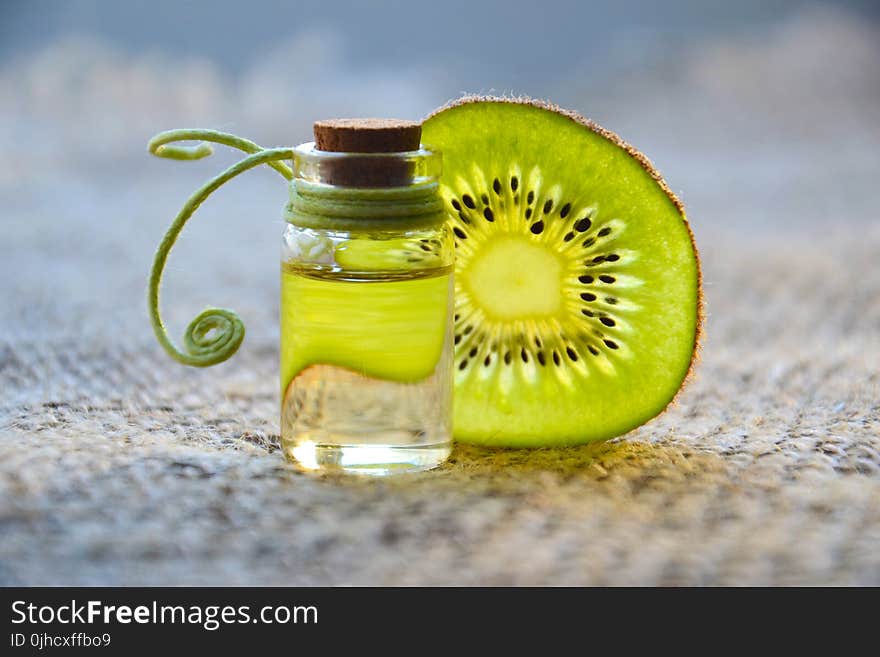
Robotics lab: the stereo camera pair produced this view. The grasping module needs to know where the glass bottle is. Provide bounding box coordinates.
[280,120,454,475]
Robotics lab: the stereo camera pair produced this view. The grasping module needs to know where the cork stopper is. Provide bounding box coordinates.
[314,118,421,153]
[311,118,423,187]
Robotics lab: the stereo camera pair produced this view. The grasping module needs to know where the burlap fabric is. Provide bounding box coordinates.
[2,165,878,585]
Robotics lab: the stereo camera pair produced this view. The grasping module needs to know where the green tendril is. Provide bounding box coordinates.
[148,129,293,179]
[148,130,293,367]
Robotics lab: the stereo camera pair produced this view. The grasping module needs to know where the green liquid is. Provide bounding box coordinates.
[280,263,453,393]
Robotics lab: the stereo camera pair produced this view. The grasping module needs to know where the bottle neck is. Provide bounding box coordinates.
[286,179,445,232]
[286,142,445,231]
[292,141,441,186]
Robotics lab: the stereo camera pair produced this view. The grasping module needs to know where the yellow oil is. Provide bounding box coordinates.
[280,262,453,474]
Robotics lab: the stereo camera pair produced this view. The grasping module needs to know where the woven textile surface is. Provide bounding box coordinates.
[2,163,878,585]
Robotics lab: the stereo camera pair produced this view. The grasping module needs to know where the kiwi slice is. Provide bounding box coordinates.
[422,96,701,447]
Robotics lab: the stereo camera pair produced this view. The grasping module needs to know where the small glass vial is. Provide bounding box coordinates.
[280,119,454,475]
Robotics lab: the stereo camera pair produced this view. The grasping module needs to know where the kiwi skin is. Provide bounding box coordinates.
[424,94,703,441]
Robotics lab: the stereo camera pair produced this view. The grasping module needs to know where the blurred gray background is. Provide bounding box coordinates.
[1,1,879,585]
[2,0,879,338]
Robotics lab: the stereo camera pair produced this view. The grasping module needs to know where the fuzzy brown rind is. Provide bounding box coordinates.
[424,94,704,435]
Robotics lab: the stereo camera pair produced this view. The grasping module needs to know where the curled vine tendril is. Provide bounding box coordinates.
[148,129,293,367]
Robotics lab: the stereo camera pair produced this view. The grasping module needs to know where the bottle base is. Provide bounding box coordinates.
[285,440,452,476]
